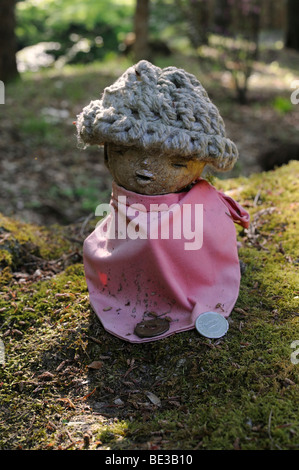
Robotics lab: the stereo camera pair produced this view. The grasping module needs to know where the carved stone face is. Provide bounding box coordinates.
[105,143,206,195]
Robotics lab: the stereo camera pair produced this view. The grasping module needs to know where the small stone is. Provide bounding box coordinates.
[114,398,124,406]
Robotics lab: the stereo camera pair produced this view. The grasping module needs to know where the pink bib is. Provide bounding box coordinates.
[83,180,250,342]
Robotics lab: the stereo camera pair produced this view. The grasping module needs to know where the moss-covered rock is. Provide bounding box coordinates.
[0,162,298,450]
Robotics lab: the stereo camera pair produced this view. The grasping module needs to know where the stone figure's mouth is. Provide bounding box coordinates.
[135,170,155,184]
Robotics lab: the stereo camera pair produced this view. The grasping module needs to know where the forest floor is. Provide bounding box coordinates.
[0,47,299,450]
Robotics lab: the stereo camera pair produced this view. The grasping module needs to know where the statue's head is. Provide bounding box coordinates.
[76,60,238,194]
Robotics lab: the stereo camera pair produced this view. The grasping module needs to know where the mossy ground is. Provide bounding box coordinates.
[0,162,298,450]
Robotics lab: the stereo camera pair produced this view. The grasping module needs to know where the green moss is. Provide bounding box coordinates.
[0,213,74,287]
[0,213,72,258]
[0,250,13,268]
[1,162,299,450]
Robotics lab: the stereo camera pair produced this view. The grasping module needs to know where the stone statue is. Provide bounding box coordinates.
[76,60,250,343]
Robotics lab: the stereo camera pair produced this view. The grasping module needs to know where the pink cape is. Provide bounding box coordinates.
[83,179,250,343]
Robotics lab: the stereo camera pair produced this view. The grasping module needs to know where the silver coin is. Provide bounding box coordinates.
[195,311,229,339]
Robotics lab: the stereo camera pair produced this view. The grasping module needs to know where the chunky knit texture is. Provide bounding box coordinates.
[76,60,238,171]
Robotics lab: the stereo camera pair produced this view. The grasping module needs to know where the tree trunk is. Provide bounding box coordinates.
[0,0,19,82]
[214,0,232,34]
[285,0,299,51]
[133,0,150,62]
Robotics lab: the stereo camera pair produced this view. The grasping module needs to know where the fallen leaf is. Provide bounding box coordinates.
[38,371,55,381]
[145,391,161,407]
[234,307,248,315]
[87,361,103,370]
[284,378,295,386]
[56,360,69,372]
[55,293,75,300]
[46,421,57,431]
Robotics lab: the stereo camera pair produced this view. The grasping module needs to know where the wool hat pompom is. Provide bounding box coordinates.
[76,60,238,171]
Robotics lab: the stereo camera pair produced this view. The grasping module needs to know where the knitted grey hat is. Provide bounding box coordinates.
[76,60,238,171]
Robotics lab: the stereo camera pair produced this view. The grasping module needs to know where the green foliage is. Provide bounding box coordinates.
[272,96,294,115]
[16,0,135,63]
